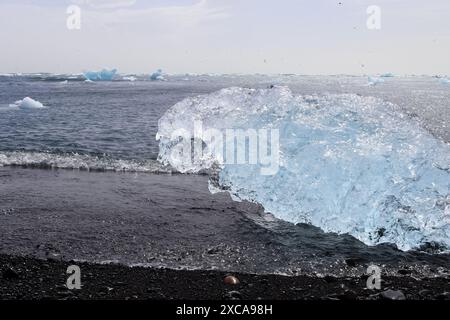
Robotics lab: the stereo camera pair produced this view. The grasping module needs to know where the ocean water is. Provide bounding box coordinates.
[0,74,449,276]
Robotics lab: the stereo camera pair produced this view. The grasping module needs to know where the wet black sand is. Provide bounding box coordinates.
[2,167,450,277]
[1,253,449,300]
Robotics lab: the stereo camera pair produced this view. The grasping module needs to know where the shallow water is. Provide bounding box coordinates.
[1,166,449,277]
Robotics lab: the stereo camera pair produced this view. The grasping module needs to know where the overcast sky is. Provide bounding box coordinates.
[0,0,449,75]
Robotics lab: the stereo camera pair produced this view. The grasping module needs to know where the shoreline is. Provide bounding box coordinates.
[1,254,449,300]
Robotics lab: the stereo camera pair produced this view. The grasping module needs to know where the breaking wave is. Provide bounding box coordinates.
[0,151,173,173]
[157,86,450,251]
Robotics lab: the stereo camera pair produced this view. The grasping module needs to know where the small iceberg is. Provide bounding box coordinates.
[9,97,46,109]
[439,77,449,85]
[150,69,165,81]
[380,72,394,78]
[123,76,137,82]
[368,76,385,86]
[83,69,117,81]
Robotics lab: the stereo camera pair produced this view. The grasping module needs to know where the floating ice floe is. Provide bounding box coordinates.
[123,76,137,82]
[368,76,385,86]
[157,86,450,251]
[150,69,165,81]
[439,78,449,85]
[83,68,117,81]
[380,73,394,78]
[9,97,46,109]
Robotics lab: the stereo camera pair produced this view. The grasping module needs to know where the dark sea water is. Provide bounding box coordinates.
[0,74,449,277]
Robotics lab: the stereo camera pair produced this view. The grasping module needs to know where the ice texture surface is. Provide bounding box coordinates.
[157,86,450,251]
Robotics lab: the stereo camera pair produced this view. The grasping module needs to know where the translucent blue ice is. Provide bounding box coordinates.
[368,76,385,86]
[150,69,164,81]
[83,69,117,81]
[157,86,450,251]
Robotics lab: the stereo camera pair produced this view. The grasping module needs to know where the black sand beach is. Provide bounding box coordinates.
[1,253,449,300]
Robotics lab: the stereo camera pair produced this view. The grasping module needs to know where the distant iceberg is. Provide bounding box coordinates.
[150,69,165,81]
[439,77,449,85]
[83,69,117,81]
[380,73,394,78]
[9,97,46,109]
[123,76,137,82]
[368,76,385,86]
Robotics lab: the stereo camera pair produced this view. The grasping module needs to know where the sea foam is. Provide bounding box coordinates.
[0,151,172,173]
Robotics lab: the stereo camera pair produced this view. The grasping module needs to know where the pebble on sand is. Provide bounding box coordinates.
[380,289,406,300]
[224,290,242,300]
[224,275,240,285]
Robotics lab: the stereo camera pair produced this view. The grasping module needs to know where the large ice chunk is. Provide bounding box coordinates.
[157,86,450,251]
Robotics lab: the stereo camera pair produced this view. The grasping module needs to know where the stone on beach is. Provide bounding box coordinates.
[380,289,406,300]
[224,275,240,285]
